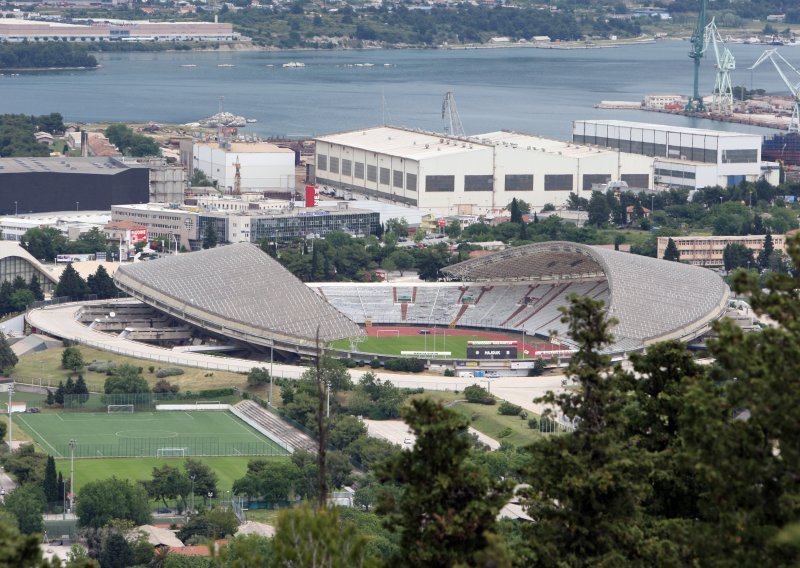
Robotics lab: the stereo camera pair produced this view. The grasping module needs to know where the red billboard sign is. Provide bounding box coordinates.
[305,185,318,208]
[130,228,148,243]
[437,218,447,227]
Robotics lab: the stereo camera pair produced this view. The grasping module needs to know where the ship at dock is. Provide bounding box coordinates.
[762,132,800,166]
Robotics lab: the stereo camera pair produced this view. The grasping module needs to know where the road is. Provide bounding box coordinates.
[0,468,17,501]
[26,301,567,414]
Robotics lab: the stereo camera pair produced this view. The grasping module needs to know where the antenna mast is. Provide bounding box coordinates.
[441,91,465,137]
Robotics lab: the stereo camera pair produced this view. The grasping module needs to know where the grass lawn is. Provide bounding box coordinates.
[14,410,288,459]
[331,334,511,359]
[54,456,288,494]
[414,391,540,447]
[13,346,248,392]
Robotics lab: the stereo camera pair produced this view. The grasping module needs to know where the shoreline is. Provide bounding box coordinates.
[0,65,99,72]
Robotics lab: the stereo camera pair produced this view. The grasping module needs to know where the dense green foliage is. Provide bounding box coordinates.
[54,263,90,299]
[0,332,18,375]
[0,43,96,69]
[103,364,150,395]
[105,124,160,157]
[0,114,63,157]
[76,477,151,528]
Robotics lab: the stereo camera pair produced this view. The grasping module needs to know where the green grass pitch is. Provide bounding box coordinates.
[331,333,509,359]
[14,411,288,459]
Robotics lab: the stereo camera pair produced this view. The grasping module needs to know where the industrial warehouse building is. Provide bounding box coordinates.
[189,141,296,195]
[572,120,780,190]
[112,201,379,249]
[313,126,655,216]
[0,19,237,42]
[0,157,149,216]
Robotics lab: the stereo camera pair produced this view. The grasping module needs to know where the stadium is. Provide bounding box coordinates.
[111,241,729,362]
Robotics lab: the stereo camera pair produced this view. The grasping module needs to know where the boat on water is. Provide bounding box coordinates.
[282,62,305,68]
[217,64,235,68]
[246,118,257,123]
[179,64,197,68]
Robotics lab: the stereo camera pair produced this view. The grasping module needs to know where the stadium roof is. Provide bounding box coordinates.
[443,242,729,350]
[114,243,362,348]
[0,241,58,284]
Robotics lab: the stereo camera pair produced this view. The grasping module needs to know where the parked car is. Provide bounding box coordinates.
[418,329,431,335]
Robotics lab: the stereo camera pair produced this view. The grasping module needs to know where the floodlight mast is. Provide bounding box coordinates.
[685,0,708,112]
[704,18,735,114]
[749,49,800,133]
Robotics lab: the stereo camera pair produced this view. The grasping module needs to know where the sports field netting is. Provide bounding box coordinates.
[15,411,289,459]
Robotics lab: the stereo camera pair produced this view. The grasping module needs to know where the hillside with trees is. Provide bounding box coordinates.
[0,43,97,70]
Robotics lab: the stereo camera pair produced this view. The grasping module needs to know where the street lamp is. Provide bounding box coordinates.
[190,475,196,515]
[76,201,80,212]
[68,439,76,512]
[14,201,17,216]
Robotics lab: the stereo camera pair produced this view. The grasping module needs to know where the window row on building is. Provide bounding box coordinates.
[420,173,650,193]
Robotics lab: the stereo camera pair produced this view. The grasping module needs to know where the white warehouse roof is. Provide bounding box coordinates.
[576,119,759,139]
[478,130,615,159]
[316,126,491,160]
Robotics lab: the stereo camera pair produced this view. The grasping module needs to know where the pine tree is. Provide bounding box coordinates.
[758,230,774,270]
[202,222,218,249]
[54,263,89,299]
[54,381,65,406]
[0,332,18,374]
[64,377,75,398]
[45,390,55,406]
[43,456,59,505]
[11,276,27,291]
[509,198,523,224]
[86,265,116,299]
[99,531,133,568]
[57,472,65,505]
[74,375,89,404]
[0,281,13,315]
[27,275,44,302]
[663,237,681,262]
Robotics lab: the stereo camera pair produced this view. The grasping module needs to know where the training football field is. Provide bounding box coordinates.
[15,410,288,459]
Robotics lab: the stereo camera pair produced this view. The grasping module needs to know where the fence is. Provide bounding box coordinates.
[49,436,285,459]
[62,391,239,412]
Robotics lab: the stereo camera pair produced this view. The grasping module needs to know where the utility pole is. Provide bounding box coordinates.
[7,386,13,452]
[268,343,274,406]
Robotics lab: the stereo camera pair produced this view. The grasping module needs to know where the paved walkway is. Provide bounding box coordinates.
[26,301,566,414]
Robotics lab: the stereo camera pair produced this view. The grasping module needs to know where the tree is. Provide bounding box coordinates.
[377,398,511,567]
[328,415,367,451]
[86,265,116,299]
[73,376,89,404]
[61,346,84,372]
[246,367,270,389]
[177,508,239,542]
[76,477,151,528]
[202,222,218,250]
[386,250,414,277]
[43,455,59,506]
[98,531,132,568]
[8,289,34,313]
[445,220,461,239]
[27,275,44,302]
[723,242,755,271]
[232,460,298,502]
[758,230,774,270]
[272,505,377,568]
[103,365,149,395]
[0,332,18,374]
[145,465,191,511]
[184,459,218,505]
[464,384,494,405]
[509,198,524,224]
[587,191,611,227]
[0,515,54,567]
[566,192,589,211]
[20,226,67,262]
[663,237,681,262]
[519,294,652,565]
[54,263,89,299]
[384,218,409,238]
[54,381,65,406]
[3,484,46,534]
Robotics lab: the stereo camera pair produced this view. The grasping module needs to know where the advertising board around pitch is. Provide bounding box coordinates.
[467,346,518,360]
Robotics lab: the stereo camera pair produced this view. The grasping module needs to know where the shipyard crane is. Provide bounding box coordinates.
[442,91,465,137]
[685,0,708,112]
[749,49,800,133]
[704,18,735,114]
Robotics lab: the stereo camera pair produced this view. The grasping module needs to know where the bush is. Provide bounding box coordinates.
[528,417,539,429]
[528,357,547,377]
[338,358,359,369]
[247,367,270,388]
[155,367,185,378]
[497,427,513,438]
[383,358,425,373]
[369,359,382,369]
[464,384,495,405]
[148,366,155,373]
[443,368,455,377]
[87,360,116,373]
[498,401,523,416]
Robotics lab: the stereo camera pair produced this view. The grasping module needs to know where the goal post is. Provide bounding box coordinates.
[376,329,400,338]
[156,448,186,458]
[108,404,134,414]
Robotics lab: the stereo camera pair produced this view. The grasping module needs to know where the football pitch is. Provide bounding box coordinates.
[331,331,529,359]
[15,411,288,459]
